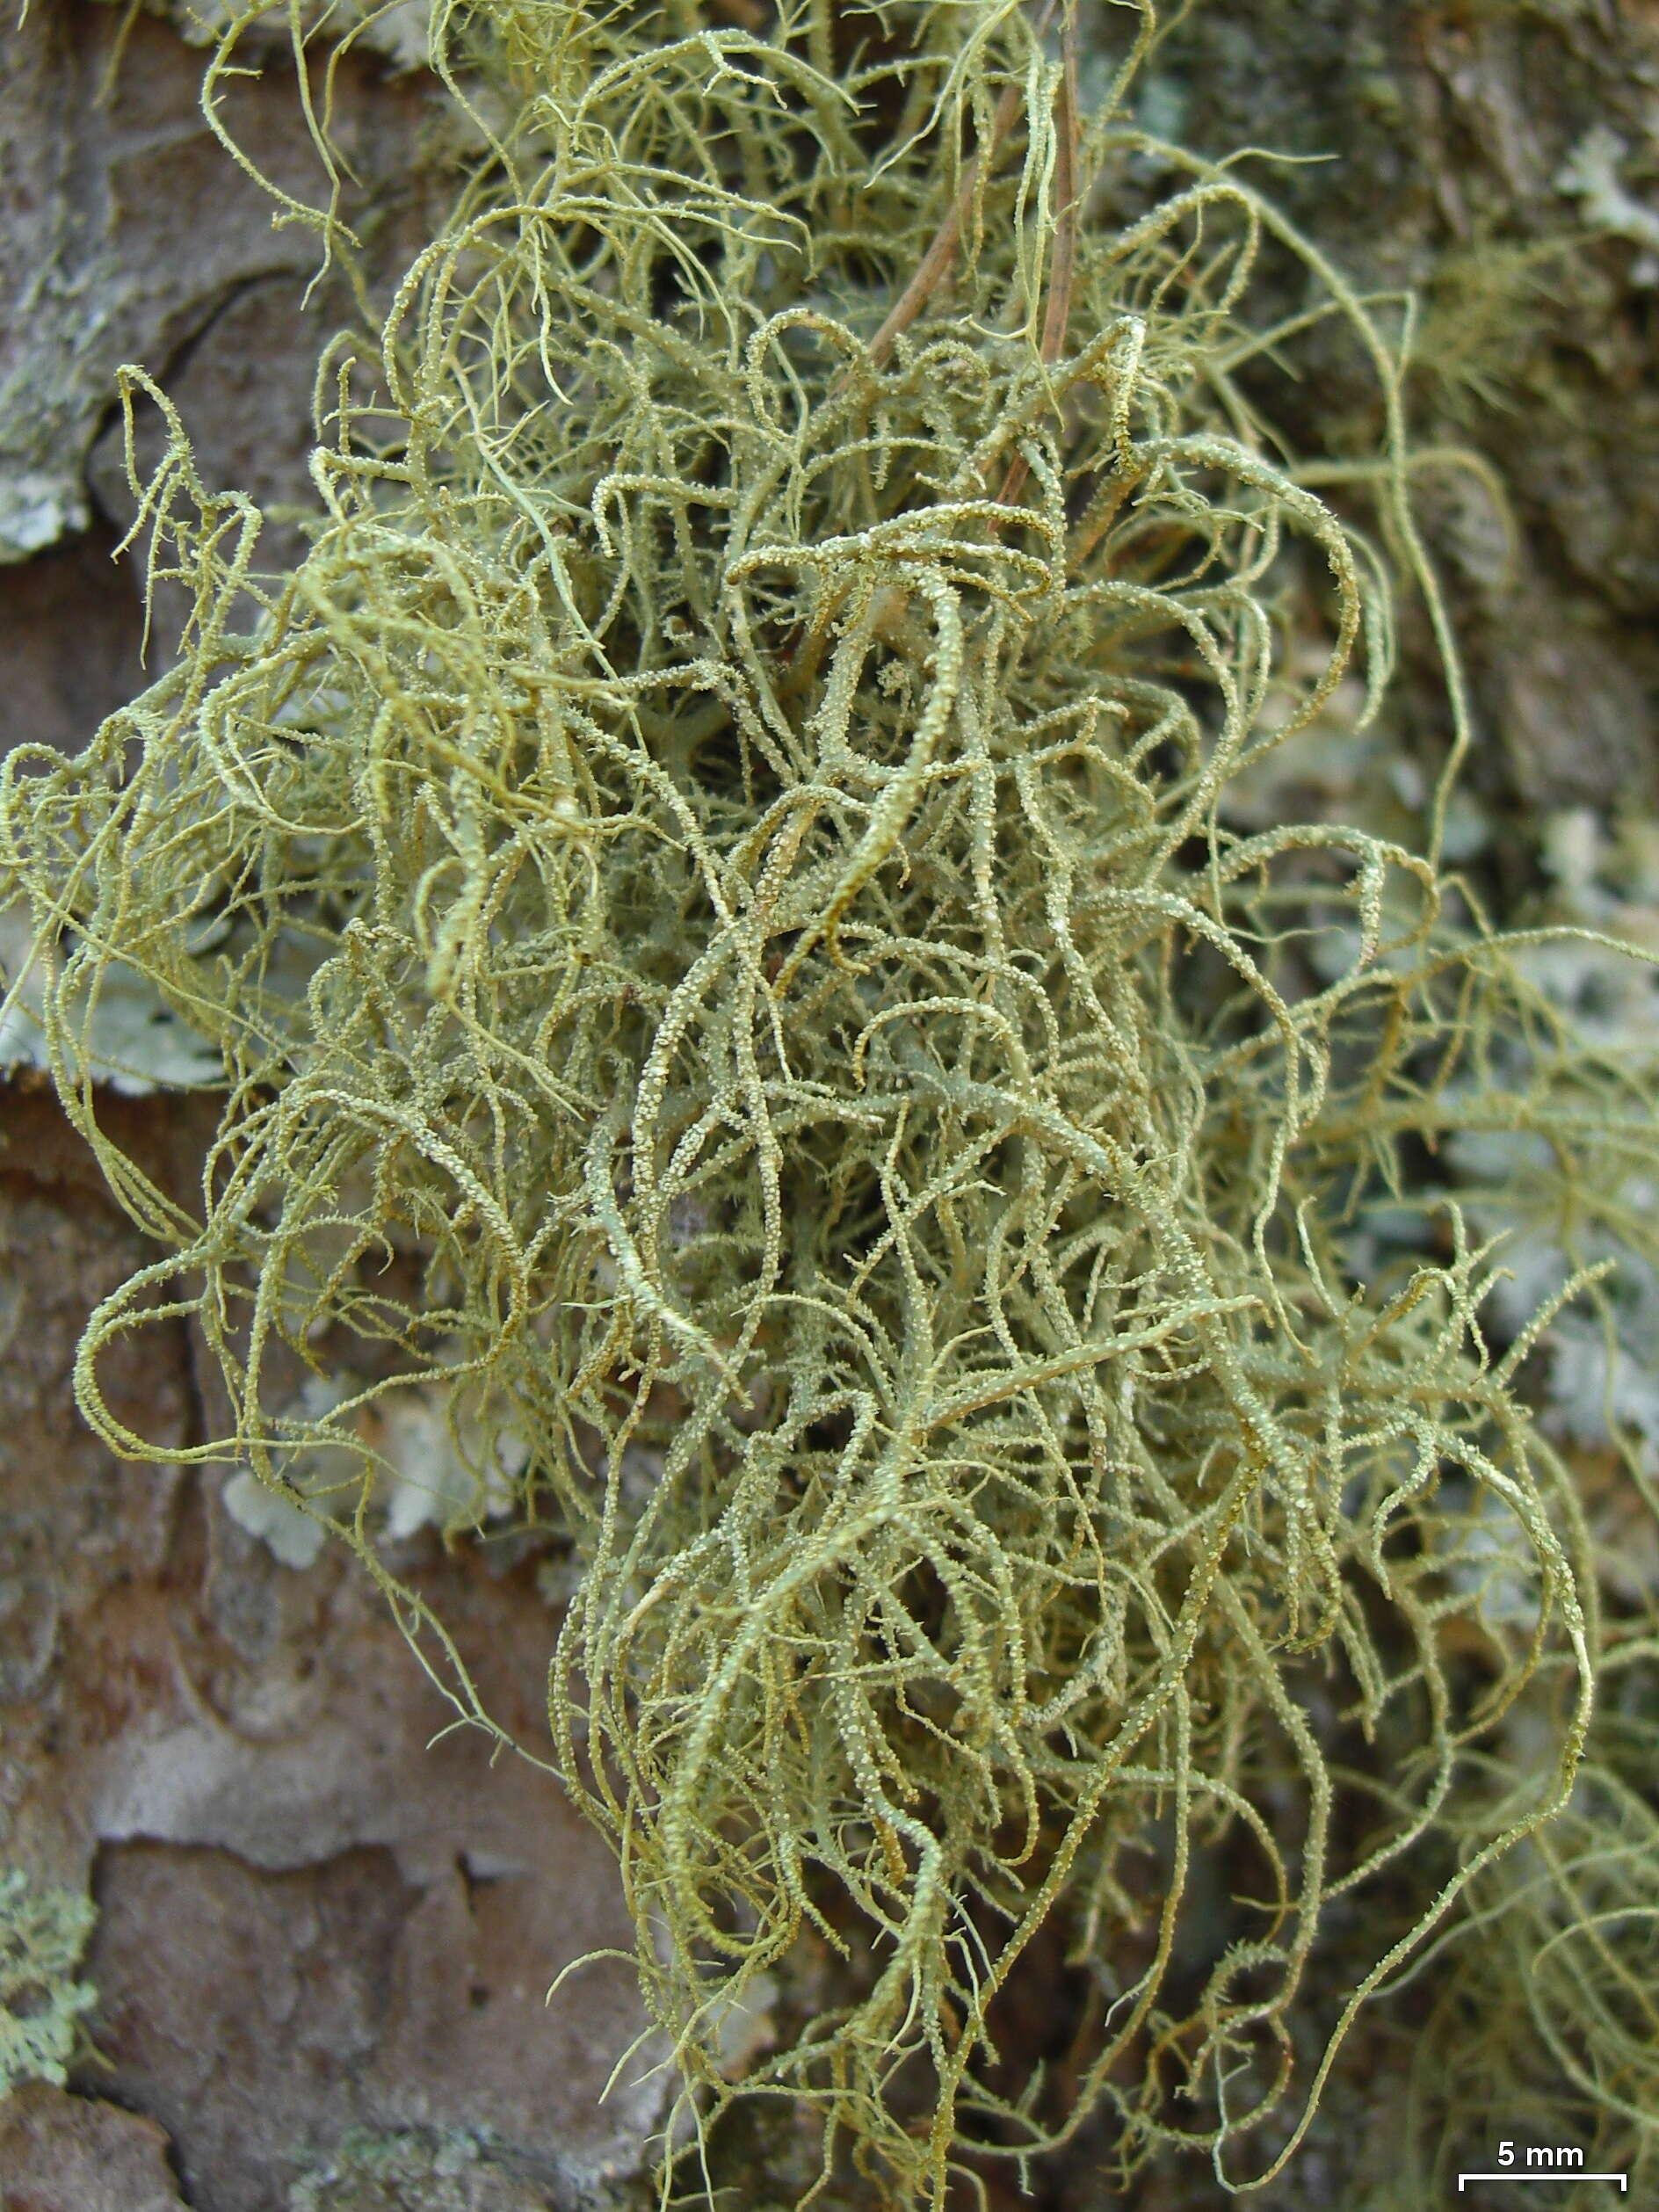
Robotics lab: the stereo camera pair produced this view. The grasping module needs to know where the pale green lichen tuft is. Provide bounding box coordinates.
[2,1,1656,2202]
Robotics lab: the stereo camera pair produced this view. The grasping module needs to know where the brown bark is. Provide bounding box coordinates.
[1147,0,1659,809]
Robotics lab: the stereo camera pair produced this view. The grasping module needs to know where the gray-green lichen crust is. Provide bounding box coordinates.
[2,1,1655,2201]
[0,1871,97,2099]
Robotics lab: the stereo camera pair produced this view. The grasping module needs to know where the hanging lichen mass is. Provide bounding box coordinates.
[4,1,1656,2202]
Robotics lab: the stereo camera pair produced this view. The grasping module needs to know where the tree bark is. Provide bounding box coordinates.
[1146,0,1659,809]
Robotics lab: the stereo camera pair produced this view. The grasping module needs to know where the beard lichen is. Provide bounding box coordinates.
[3,0,1657,2201]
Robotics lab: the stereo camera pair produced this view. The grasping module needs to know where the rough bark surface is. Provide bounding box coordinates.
[1148,0,1659,809]
[0,1094,662,2211]
[0,18,666,2203]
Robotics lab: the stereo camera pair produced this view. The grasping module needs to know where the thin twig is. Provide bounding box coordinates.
[997,0,1079,509]
[866,0,1061,369]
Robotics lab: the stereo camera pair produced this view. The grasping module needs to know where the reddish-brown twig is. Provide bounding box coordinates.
[865,0,1062,370]
[996,0,1079,510]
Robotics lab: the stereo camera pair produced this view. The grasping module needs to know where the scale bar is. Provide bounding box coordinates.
[1456,2179,1626,2193]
